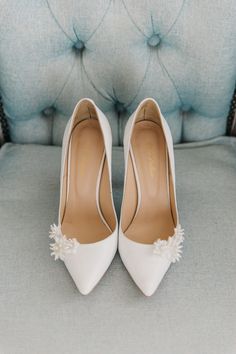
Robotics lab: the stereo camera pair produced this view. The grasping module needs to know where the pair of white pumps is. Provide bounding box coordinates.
[49,98,184,296]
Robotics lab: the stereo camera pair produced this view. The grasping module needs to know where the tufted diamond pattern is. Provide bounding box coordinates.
[0,0,235,145]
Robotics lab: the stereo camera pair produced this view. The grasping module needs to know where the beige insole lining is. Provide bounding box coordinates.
[123,120,175,244]
[61,119,113,243]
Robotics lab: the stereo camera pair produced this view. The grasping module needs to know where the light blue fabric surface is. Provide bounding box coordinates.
[0,0,235,145]
[0,139,236,354]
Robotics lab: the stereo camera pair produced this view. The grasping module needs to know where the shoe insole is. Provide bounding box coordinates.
[61,119,112,243]
[124,120,175,244]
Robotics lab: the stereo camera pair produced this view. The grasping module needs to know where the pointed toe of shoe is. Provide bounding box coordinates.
[73,275,97,296]
[119,233,171,296]
[138,282,158,297]
[131,262,170,297]
[65,261,99,295]
[64,233,117,295]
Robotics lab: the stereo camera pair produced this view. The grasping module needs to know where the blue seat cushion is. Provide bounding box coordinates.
[0,138,236,353]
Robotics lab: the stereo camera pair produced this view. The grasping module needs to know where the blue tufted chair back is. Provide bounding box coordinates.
[0,0,235,145]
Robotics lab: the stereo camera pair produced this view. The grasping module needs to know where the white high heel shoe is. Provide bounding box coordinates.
[119,98,184,296]
[49,98,118,295]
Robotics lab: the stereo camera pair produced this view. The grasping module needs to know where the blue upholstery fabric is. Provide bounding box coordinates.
[0,0,235,145]
[0,138,236,353]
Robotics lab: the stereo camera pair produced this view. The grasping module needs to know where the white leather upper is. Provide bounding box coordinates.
[65,231,117,295]
[53,98,118,295]
[119,230,171,296]
[119,98,181,296]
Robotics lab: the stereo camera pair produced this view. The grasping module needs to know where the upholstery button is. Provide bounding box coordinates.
[73,39,85,52]
[114,101,126,114]
[182,104,191,112]
[148,34,161,47]
[42,106,55,117]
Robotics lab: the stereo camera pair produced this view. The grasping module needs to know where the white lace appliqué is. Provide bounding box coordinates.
[49,224,79,261]
[153,224,184,263]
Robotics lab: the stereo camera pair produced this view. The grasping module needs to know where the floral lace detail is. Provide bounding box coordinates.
[153,224,184,263]
[49,224,79,261]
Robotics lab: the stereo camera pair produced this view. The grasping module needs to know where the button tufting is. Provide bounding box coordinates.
[148,34,161,47]
[73,39,85,52]
[182,104,191,112]
[114,101,126,114]
[42,106,55,117]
